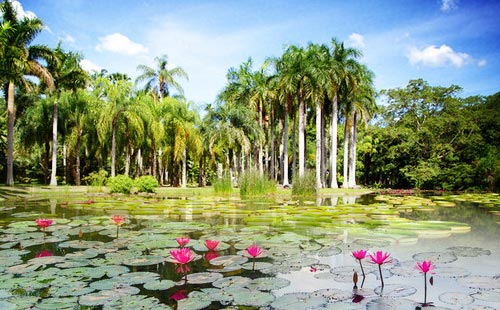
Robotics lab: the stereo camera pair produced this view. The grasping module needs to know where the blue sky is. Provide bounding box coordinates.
[14,0,500,105]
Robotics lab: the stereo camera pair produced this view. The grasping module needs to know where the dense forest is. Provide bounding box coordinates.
[1,1,499,191]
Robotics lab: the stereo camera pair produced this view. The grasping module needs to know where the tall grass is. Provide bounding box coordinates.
[292,170,318,196]
[213,175,233,195]
[239,170,276,197]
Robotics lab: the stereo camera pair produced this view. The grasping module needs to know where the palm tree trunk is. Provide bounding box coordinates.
[158,148,164,185]
[330,95,339,188]
[343,121,350,188]
[75,132,82,186]
[181,149,187,188]
[50,99,58,186]
[152,147,157,179]
[111,121,117,177]
[270,109,275,180]
[321,107,327,186]
[348,110,357,188]
[282,109,290,186]
[298,96,306,177]
[137,148,143,176]
[125,130,130,177]
[258,101,264,176]
[6,81,15,186]
[315,100,322,188]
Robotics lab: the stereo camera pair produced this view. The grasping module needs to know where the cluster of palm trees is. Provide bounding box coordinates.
[215,40,377,189]
[1,0,376,188]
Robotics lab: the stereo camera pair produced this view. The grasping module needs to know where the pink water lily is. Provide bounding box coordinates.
[246,244,264,258]
[176,237,190,247]
[416,260,435,274]
[369,250,392,289]
[246,244,264,271]
[170,247,195,265]
[35,219,53,239]
[416,260,436,306]
[111,215,125,226]
[204,239,219,251]
[35,219,53,228]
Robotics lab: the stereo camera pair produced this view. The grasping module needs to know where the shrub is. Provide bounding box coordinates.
[107,175,134,194]
[213,174,233,195]
[83,170,108,191]
[239,170,276,197]
[292,170,317,196]
[135,175,159,193]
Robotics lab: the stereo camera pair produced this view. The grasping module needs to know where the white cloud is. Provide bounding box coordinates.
[11,0,37,19]
[346,33,365,48]
[80,59,102,73]
[408,44,470,68]
[441,0,458,12]
[60,34,75,44]
[96,33,148,56]
[478,59,487,67]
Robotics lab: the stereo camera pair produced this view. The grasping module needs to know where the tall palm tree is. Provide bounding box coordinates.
[95,74,133,177]
[1,0,54,185]
[279,45,317,177]
[135,54,188,101]
[327,39,362,188]
[46,45,87,185]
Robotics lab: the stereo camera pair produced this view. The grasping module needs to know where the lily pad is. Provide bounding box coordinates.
[231,288,275,306]
[458,276,500,290]
[245,277,290,291]
[471,289,500,302]
[35,296,79,309]
[209,255,248,266]
[79,286,141,306]
[366,297,418,310]
[270,292,327,310]
[143,280,176,291]
[241,261,273,271]
[446,246,491,257]
[102,295,172,309]
[186,272,224,284]
[177,291,212,310]
[373,284,417,297]
[311,288,352,302]
[412,251,458,264]
[439,292,474,305]
[124,255,165,266]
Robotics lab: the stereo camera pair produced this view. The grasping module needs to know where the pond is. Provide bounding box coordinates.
[0,188,499,309]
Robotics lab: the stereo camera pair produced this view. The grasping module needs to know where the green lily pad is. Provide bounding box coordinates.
[458,276,500,290]
[311,288,352,302]
[209,255,248,266]
[232,288,275,306]
[186,272,223,284]
[245,277,290,291]
[102,295,172,309]
[178,291,212,310]
[412,251,458,264]
[35,296,79,309]
[447,246,491,257]
[124,255,165,266]
[270,292,327,310]
[365,297,418,310]
[212,276,251,289]
[241,261,273,270]
[117,272,160,285]
[78,286,141,306]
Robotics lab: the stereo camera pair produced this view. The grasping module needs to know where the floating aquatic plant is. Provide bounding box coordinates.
[416,260,436,306]
[204,239,219,251]
[35,218,53,239]
[111,215,125,238]
[369,250,392,290]
[246,244,264,270]
[169,247,195,282]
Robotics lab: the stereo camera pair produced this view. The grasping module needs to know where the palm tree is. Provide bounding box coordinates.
[46,45,87,185]
[1,0,54,185]
[95,74,134,177]
[279,45,317,178]
[327,39,362,188]
[135,54,188,101]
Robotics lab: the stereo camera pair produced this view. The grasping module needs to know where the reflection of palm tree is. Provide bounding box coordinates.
[1,1,54,185]
[135,54,188,101]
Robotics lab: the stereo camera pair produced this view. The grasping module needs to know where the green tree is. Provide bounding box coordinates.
[0,0,54,185]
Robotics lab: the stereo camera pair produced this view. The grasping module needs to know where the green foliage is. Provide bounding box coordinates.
[239,170,276,197]
[106,175,134,194]
[213,174,233,195]
[134,175,159,193]
[292,170,317,196]
[83,170,108,187]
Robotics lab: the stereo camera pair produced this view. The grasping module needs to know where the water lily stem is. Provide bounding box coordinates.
[116,225,119,239]
[378,264,384,289]
[424,272,427,305]
[358,260,366,287]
